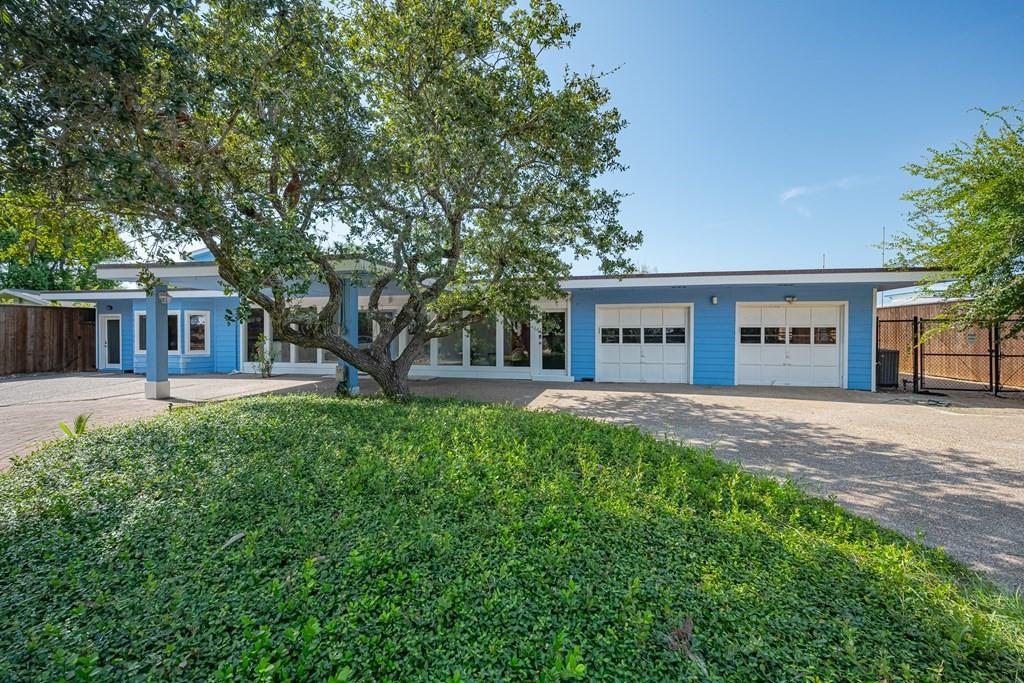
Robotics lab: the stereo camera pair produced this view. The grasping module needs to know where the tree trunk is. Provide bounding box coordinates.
[367,359,411,400]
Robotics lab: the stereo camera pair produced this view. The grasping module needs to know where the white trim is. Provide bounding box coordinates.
[134,310,181,355]
[97,313,123,370]
[43,289,227,302]
[184,310,211,355]
[870,288,878,392]
[733,301,848,388]
[592,303,693,384]
[562,270,934,290]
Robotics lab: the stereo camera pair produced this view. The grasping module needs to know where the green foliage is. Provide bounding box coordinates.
[0,0,640,396]
[893,105,1024,336]
[0,192,129,291]
[57,413,90,439]
[253,333,274,379]
[1,395,1021,681]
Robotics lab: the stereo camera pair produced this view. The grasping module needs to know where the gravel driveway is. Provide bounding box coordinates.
[396,378,1024,590]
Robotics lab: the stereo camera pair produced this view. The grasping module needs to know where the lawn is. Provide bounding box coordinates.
[0,395,1021,681]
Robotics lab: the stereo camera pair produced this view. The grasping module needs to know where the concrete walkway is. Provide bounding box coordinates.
[0,372,332,468]
[391,378,1024,590]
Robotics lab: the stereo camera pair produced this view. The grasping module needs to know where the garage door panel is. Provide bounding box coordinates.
[736,304,842,388]
[620,346,642,363]
[620,309,642,326]
[786,307,811,326]
[596,305,689,384]
[762,307,786,325]
[737,308,762,326]
[664,308,688,326]
[812,307,839,325]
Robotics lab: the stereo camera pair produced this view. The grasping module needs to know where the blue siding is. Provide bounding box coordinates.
[129,296,241,375]
[570,283,876,390]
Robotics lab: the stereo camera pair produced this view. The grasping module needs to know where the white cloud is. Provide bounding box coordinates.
[779,175,876,204]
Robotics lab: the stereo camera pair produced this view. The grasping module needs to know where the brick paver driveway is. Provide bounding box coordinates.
[0,372,332,469]
[392,378,1024,590]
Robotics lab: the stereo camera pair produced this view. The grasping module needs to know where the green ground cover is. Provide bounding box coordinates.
[1,394,1021,681]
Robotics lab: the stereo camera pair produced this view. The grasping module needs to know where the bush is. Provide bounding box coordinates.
[0,395,1021,681]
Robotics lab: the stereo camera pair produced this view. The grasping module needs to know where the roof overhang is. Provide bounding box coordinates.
[560,269,944,292]
[96,259,376,291]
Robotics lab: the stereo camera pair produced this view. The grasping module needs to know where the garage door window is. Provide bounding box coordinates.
[814,327,837,344]
[789,327,811,344]
[601,327,619,343]
[740,327,761,344]
[622,328,641,343]
[666,327,686,343]
[643,327,663,343]
[764,326,786,344]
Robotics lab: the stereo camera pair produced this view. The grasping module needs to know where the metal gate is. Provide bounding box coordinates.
[875,317,1024,395]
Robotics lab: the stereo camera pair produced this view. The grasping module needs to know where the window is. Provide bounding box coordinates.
[643,327,663,343]
[469,318,497,367]
[503,321,531,368]
[665,327,686,344]
[763,327,785,344]
[186,311,209,354]
[600,327,620,344]
[541,311,567,370]
[136,312,179,354]
[621,328,641,344]
[292,307,318,363]
[740,327,761,344]
[789,327,811,345]
[357,311,373,349]
[437,329,464,365]
[245,309,265,362]
[321,320,341,363]
[814,326,837,344]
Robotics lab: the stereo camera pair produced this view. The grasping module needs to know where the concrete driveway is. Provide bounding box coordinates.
[0,372,332,468]
[393,378,1024,590]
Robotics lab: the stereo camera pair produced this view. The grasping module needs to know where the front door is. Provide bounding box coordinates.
[98,314,122,370]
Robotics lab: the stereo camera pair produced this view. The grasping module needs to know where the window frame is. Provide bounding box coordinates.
[134,310,181,355]
[184,309,211,356]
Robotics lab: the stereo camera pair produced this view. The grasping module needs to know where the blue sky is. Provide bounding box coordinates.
[544,0,1024,274]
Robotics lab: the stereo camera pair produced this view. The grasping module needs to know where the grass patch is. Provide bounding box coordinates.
[0,394,1021,681]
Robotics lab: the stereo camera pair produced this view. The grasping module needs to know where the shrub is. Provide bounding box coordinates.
[0,395,1021,681]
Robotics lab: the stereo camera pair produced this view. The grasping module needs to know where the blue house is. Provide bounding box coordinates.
[42,253,930,398]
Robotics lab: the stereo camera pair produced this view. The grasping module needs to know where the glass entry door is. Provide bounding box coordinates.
[99,315,121,369]
[538,311,567,374]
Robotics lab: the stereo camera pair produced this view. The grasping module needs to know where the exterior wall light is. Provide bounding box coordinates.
[784,295,797,304]
[157,291,171,304]
[710,295,718,305]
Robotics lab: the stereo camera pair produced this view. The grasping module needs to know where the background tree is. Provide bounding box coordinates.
[0,190,129,290]
[892,106,1024,336]
[0,0,639,397]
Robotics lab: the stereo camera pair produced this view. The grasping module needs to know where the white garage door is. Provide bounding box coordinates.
[736,305,842,387]
[597,306,690,383]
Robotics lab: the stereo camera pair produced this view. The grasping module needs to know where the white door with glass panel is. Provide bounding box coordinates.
[736,305,841,387]
[597,305,689,383]
[98,314,122,370]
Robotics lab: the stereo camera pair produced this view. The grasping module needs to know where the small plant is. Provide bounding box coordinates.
[58,414,90,439]
[254,334,274,378]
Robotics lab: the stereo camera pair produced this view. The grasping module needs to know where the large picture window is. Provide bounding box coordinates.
[437,330,464,366]
[136,312,179,354]
[469,319,497,367]
[503,321,531,367]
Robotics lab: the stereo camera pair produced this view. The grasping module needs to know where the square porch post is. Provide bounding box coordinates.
[145,285,170,399]
[338,277,360,396]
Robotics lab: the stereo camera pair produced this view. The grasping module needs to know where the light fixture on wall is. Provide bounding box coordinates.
[710,295,718,305]
[104,304,112,311]
[784,295,797,304]
[157,291,171,304]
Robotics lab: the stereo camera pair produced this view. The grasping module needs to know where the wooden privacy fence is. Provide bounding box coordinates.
[0,305,96,376]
